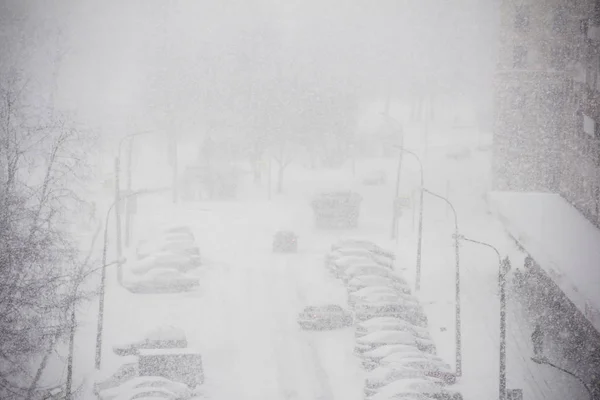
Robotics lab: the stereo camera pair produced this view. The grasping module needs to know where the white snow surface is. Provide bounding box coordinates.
[490,191,600,333]
[62,128,592,400]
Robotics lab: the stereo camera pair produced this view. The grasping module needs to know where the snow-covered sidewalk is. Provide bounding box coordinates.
[490,191,600,334]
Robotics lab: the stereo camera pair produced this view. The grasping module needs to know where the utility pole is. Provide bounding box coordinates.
[124,138,134,247]
[170,136,178,204]
[391,143,404,239]
[424,188,461,377]
[458,235,507,393]
[268,158,272,201]
[95,214,110,370]
[114,157,123,286]
[499,257,509,400]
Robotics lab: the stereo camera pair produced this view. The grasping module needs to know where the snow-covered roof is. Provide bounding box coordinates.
[490,191,600,333]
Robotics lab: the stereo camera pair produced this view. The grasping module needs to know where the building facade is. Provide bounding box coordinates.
[494,0,600,226]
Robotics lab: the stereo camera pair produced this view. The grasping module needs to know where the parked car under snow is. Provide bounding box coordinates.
[113,326,188,357]
[331,239,395,259]
[297,304,353,330]
[97,376,195,400]
[366,377,446,399]
[347,276,412,295]
[355,317,431,340]
[353,301,428,327]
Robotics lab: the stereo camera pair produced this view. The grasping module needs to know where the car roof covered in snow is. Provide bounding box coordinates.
[374,378,444,397]
[367,365,427,381]
[357,330,416,344]
[381,356,452,371]
[362,344,420,358]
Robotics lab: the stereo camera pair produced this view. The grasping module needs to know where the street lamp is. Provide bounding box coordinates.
[392,146,424,289]
[95,188,154,370]
[531,356,593,400]
[94,256,125,370]
[382,113,405,240]
[423,188,461,378]
[116,131,154,249]
[457,235,508,399]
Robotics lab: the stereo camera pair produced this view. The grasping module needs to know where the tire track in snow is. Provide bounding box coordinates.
[278,252,337,400]
[260,253,336,400]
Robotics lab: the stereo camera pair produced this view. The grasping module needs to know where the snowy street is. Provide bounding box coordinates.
[5,3,600,399]
[86,128,592,400]
[99,198,363,400]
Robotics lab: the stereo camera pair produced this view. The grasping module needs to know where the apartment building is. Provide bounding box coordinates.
[493,0,600,226]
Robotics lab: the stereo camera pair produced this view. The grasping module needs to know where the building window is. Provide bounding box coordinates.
[513,46,528,68]
[512,92,526,109]
[515,5,530,31]
[553,8,567,34]
[581,19,589,36]
[550,47,567,70]
[584,114,597,138]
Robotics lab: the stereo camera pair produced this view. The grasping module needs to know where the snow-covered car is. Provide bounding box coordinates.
[356,317,431,340]
[98,376,194,400]
[137,240,201,264]
[362,170,387,186]
[273,230,298,253]
[328,252,394,271]
[355,330,436,356]
[361,344,422,361]
[163,225,195,237]
[347,276,411,295]
[112,387,180,400]
[366,377,445,399]
[129,252,197,275]
[366,366,432,392]
[362,350,445,371]
[331,240,395,259]
[350,292,416,309]
[297,304,353,330]
[355,331,416,354]
[376,354,455,383]
[113,326,187,356]
[124,268,199,294]
[360,344,422,369]
[349,287,418,308]
[341,265,398,283]
[354,302,428,327]
[332,260,387,280]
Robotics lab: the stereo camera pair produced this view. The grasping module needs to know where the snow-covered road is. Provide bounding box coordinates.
[92,127,593,400]
[102,199,363,400]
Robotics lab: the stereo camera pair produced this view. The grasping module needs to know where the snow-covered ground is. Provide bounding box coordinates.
[66,125,592,400]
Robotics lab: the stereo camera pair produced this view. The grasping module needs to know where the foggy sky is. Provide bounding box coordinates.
[1,0,498,142]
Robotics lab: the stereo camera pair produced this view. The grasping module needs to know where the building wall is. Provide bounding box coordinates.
[558,7,600,227]
[494,0,600,227]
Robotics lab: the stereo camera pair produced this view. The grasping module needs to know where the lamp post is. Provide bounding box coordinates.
[116,131,154,249]
[95,188,151,370]
[457,235,508,399]
[423,188,461,378]
[531,356,593,400]
[393,146,424,290]
[382,113,404,240]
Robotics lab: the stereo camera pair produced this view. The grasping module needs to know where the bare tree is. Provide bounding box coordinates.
[0,59,97,398]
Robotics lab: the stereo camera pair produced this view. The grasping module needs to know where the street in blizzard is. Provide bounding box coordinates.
[2,1,600,400]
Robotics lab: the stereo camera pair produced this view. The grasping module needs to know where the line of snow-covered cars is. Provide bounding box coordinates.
[324,239,462,400]
[95,325,205,400]
[123,225,202,294]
